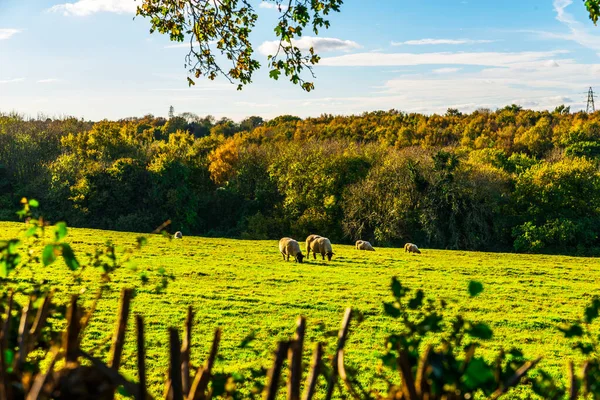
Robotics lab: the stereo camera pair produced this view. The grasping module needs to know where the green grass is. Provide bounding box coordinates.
[2,221,599,398]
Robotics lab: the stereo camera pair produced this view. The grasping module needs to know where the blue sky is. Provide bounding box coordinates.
[1,0,600,121]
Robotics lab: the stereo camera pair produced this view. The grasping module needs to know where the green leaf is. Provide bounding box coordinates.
[468,281,484,297]
[574,342,594,355]
[408,290,424,309]
[585,298,600,323]
[383,302,401,318]
[4,349,14,369]
[61,244,80,271]
[269,69,281,80]
[391,277,406,298]
[462,357,495,389]
[0,261,7,279]
[25,226,38,238]
[116,385,130,397]
[42,245,57,266]
[559,324,584,338]
[239,330,257,348]
[467,322,493,340]
[55,222,68,241]
[28,199,39,208]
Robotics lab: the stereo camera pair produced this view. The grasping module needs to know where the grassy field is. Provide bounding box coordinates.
[2,221,600,398]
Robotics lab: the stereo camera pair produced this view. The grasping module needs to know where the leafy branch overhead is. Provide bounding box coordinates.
[586,0,600,24]
[137,1,600,91]
[136,0,343,91]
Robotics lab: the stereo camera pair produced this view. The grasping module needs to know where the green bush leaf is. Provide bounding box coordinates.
[408,290,424,310]
[55,222,68,241]
[467,322,493,339]
[28,199,39,208]
[585,298,600,323]
[42,245,57,266]
[559,324,583,338]
[60,243,80,271]
[574,342,594,355]
[462,357,495,389]
[383,302,401,318]
[468,281,484,297]
[391,277,406,299]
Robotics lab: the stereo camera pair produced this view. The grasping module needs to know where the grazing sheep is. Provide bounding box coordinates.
[309,237,334,261]
[174,231,183,239]
[356,240,375,251]
[404,243,421,254]
[305,234,321,257]
[279,237,305,263]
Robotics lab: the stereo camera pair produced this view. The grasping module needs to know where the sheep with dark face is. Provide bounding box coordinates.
[309,237,334,261]
[404,243,421,254]
[356,240,375,251]
[279,237,305,263]
[174,231,183,239]
[305,234,321,258]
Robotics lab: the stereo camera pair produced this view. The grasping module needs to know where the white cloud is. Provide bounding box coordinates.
[37,78,60,83]
[259,1,287,10]
[48,0,137,16]
[529,0,600,52]
[0,29,21,40]
[391,38,496,46]
[258,36,361,55]
[0,78,25,84]
[320,50,569,67]
[433,67,462,74]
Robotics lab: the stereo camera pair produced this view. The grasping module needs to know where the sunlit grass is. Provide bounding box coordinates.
[1,221,598,398]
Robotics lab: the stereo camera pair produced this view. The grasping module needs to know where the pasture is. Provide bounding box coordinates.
[1,221,599,398]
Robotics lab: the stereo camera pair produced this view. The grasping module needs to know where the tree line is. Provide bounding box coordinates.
[2,105,600,254]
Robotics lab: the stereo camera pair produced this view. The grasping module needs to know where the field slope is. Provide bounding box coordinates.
[1,221,599,397]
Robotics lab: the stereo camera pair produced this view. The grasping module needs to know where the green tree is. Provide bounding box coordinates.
[137,0,342,91]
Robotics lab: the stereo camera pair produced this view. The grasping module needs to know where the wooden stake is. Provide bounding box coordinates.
[64,295,80,364]
[325,308,352,400]
[181,306,193,396]
[302,343,323,400]
[109,288,133,370]
[264,341,291,400]
[136,315,147,400]
[188,328,222,400]
[169,328,184,400]
[288,316,306,400]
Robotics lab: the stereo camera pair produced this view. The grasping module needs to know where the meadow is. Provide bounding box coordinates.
[1,220,599,398]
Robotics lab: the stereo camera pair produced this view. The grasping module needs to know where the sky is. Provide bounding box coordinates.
[1,0,600,121]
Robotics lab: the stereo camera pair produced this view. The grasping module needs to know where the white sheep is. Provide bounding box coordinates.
[309,237,334,261]
[279,237,305,263]
[356,240,375,251]
[174,231,183,239]
[305,234,321,258]
[404,243,421,254]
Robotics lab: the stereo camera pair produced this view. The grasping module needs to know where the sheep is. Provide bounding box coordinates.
[279,237,305,263]
[305,234,321,258]
[174,231,183,239]
[356,240,375,251]
[404,243,421,254]
[309,237,334,261]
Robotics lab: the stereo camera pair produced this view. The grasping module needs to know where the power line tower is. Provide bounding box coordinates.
[587,87,596,113]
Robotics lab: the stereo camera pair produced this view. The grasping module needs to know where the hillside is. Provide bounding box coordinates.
[3,107,600,255]
[1,221,598,397]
